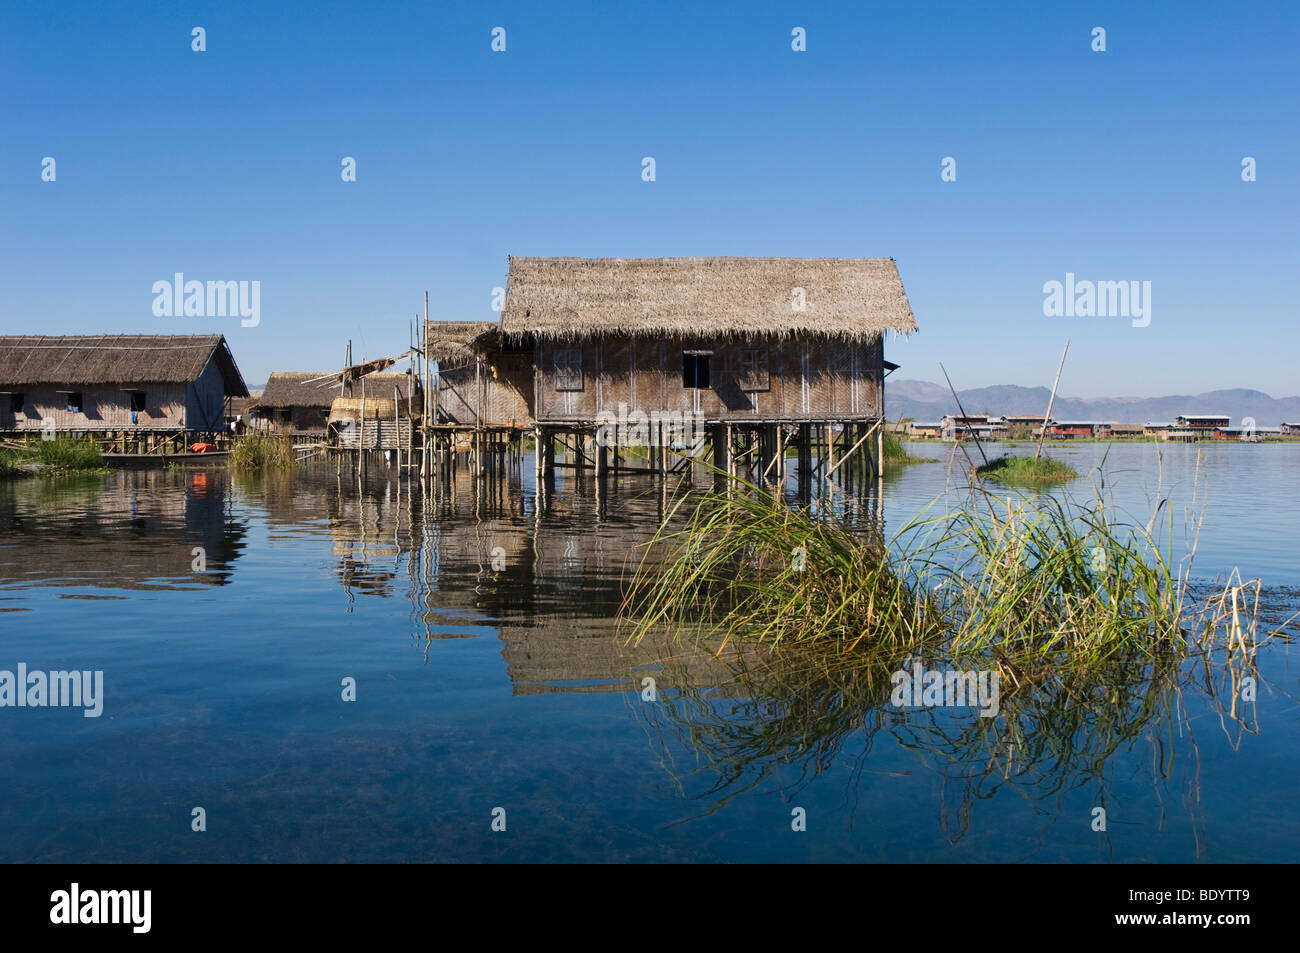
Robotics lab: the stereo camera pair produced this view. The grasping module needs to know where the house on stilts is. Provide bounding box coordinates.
[423,256,916,491]
[0,334,248,452]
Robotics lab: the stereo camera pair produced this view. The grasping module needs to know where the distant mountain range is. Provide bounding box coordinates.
[886,381,1300,427]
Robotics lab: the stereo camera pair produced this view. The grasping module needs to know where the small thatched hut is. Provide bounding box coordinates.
[255,372,341,434]
[497,256,915,426]
[257,371,416,436]
[425,320,532,429]
[0,333,248,434]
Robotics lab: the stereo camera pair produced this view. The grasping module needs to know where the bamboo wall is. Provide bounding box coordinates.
[1,383,189,431]
[259,406,329,434]
[1,355,232,433]
[533,334,884,424]
[436,350,533,428]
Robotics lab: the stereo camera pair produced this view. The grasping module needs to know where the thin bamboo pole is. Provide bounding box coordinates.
[1035,341,1070,461]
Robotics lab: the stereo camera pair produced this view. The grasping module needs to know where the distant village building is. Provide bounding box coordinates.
[1046,421,1112,439]
[941,413,990,440]
[907,421,943,439]
[0,334,247,436]
[1213,425,1282,441]
[1109,423,1145,438]
[1176,414,1230,434]
[1001,414,1049,438]
[1283,422,1300,437]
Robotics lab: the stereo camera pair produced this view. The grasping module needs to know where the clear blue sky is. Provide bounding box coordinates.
[2,1,1296,396]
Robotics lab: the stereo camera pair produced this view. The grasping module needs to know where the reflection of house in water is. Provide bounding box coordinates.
[496,616,752,697]
[0,470,246,591]
[256,467,751,695]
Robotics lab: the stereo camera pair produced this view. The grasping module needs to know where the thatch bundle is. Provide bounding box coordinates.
[327,395,411,426]
[425,321,499,364]
[500,257,917,343]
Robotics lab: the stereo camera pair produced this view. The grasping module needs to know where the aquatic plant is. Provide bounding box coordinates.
[230,433,295,472]
[621,482,946,656]
[882,429,936,466]
[0,450,25,476]
[35,437,104,471]
[621,471,1290,675]
[976,454,1078,485]
[0,438,104,474]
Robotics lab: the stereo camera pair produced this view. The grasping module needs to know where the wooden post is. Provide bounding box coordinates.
[423,293,430,479]
[1035,341,1069,461]
[357,375,365,477]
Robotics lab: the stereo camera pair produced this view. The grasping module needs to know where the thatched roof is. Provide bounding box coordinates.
[500,257,916,342]
[0,334,248,396]
[425,321,499,364]
[258,371,414,410]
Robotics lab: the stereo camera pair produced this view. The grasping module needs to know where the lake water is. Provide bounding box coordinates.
[1,441,1297,862]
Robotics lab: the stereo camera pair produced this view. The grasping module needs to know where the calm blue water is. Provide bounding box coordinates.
[0,442,1297,862]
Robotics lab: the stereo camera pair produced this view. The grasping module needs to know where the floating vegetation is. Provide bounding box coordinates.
[975,454,1078,486]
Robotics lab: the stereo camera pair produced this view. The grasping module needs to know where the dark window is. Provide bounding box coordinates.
[130,391,147,413]
[8,393,23,415]
[738,347,770,392]
[682,353,711,389]
[279,409,293,423]
[554,348,583,391]
[65,392,83,413]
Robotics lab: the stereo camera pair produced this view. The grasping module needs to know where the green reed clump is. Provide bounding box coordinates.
[976,454,1078,486]
[230,432,294,471]
[622,483,945,655]
[622,474,1285,675]
[0,448,26,476]
[0,438,106,475]
[32,437,103,471]
[903,494,1188,670]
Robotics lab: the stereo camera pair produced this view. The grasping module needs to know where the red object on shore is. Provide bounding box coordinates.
[189,442,218,453]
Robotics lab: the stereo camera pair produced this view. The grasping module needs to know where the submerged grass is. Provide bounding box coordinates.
[621,467,1291,677]
[230,433,295,472]
[976,454,1078,485]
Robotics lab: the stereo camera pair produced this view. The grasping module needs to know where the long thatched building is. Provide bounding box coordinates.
[0,334,248,436]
